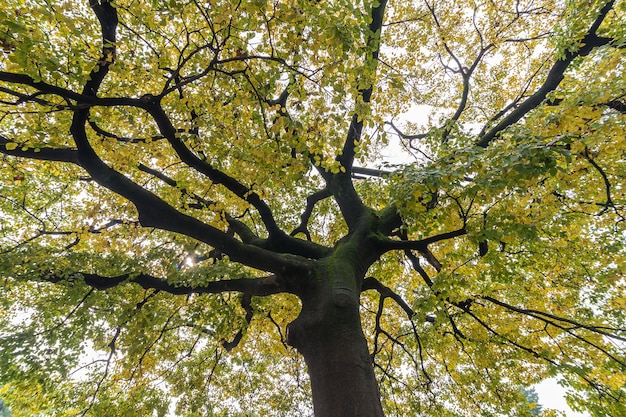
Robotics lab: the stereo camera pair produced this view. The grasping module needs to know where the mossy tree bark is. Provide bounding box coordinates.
[287,236,386,417]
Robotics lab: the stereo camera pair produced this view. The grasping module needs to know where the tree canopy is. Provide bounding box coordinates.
[0,0,624,416]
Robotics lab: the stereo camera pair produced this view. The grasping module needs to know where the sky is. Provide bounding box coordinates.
[535,378,589,417]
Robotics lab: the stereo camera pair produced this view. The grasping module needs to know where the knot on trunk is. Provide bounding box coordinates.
[332,286,356,307]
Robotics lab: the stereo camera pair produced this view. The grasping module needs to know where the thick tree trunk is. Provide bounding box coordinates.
[287,260,385,417]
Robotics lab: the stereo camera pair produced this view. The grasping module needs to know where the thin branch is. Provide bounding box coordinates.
[88,119,168,144]
[383,227,468,252]
[267,312,289,349]
[222,293,253,351]
[34,289,95,337]
[371,293,387,358]
[81,326,120,417]
[385,120,427,141]
[362,277,435,384]
[581,149,615,214]
[441,46,492,143]
[129,308,181,381]
[482,296,626,343]
[290,188,332,240]
[352,166,394,178]
[464,308,623,402]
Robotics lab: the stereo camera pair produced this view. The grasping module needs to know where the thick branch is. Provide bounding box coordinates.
[74,134,306,272]
[86,0,118,96]
[45,271,290,297]
[606,98,626,113]
[139,162,330,259]
[144,103,266,212]
[338,0,388,170]
[476,1,617,147]
[144,102,315,253]
[326,0,388,231]
[0,134,79,163]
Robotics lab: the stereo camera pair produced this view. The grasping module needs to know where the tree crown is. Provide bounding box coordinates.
[0,0,624,415]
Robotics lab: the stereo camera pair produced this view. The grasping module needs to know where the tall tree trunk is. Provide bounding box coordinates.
[287,259,385,417]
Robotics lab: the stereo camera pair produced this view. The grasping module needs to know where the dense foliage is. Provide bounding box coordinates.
[0,0,624,416]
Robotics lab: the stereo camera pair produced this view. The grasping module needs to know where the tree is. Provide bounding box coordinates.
[0,0,624,415]
[519,387,542,416]
[0,397,12,417]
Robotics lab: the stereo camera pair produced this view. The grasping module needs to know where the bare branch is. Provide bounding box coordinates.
[291,188,332,240]
[139,158,330,260]
[383,227,468,252]
[386,120,427,142]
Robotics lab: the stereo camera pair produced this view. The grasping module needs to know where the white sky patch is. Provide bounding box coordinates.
[535,378,589,417]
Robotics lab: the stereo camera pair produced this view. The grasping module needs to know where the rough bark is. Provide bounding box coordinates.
[287,258,385,417]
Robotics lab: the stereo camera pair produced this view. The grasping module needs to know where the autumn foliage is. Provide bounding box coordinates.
[0,0,624,416]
